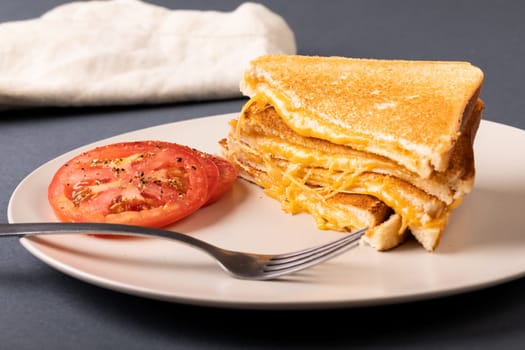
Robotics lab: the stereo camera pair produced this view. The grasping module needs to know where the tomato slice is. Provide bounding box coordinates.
[204,155,238,205]
[48,141,209,228]
[165,144,238,206]
[185,148,221,205]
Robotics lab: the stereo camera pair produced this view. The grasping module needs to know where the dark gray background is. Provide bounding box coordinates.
[1,1,524,349]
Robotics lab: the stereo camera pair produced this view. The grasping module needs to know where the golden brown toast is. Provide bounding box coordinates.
[240,55,484,178]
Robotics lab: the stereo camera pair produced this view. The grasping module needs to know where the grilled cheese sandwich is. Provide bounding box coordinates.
[221,54,484,251]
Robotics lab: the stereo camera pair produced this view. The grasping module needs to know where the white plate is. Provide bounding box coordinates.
[7,114,525,309]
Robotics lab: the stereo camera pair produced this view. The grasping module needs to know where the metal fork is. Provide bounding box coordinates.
[1,223,366,280]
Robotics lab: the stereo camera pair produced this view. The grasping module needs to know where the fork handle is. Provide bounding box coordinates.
[0,222,216,253]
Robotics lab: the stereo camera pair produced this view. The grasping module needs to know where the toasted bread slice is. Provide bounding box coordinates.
[240,55,484,178]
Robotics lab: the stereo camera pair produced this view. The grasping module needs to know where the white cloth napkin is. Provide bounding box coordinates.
[0,0,296,108]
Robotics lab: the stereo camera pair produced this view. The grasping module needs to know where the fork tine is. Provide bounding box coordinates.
[262,228,366,273]
[260,235,362,279]
[269,227,367,263]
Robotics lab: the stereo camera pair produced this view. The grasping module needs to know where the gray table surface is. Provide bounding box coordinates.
[2,1,524,349]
